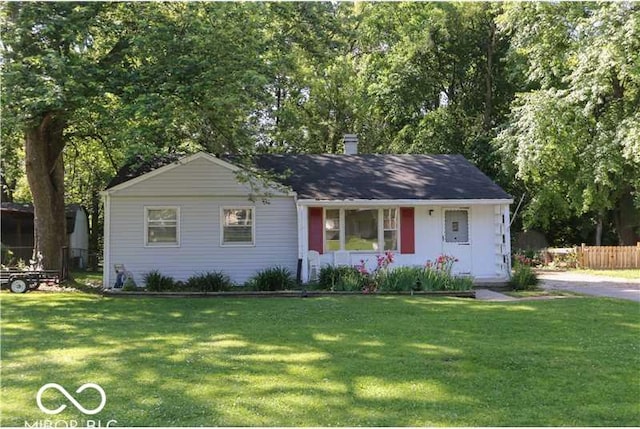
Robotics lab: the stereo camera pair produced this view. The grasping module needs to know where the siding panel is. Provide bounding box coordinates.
[107,196,298,286]
[111,157,257,197]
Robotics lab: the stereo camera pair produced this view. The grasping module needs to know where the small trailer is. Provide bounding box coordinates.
[0,269,60,293]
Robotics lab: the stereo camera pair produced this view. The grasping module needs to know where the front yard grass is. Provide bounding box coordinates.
[1,294,639,426]
[504,289,583,298]
[574,268,640,280]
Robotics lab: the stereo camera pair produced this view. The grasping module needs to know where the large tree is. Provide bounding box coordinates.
[495,2,640,245]
[2,3,119,269]
[1,2,274,269]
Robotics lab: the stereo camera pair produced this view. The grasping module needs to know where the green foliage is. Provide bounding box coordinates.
[318,265,362,291]
[509,263,539,291]
[247,266,295,291]
[185,271,233,292]
[319,254,473,293]
[419,268,474,292]
[143,270,175,292]
[377,266,422,292]
[496,2,640,244]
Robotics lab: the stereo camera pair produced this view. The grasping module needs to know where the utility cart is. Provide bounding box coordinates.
[0,269,60,293]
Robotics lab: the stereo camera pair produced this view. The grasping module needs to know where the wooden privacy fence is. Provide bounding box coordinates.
[577,243,640,269]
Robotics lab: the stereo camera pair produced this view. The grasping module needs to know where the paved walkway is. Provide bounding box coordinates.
[537,271,640,302]
[475,288,517,301]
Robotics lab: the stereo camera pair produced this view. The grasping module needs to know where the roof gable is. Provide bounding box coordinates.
[105,152,239,193]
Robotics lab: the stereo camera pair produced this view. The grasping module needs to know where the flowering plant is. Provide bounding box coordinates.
[425,254,458,275]
[355,251,395,294]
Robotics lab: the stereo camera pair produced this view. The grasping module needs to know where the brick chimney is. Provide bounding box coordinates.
[343,134,358,155]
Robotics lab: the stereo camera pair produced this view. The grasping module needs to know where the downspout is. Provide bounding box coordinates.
[503,204,512,279]
[294,194,308,283]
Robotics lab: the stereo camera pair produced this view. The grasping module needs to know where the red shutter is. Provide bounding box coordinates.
[400,207,415,254]
[308,207,324,254]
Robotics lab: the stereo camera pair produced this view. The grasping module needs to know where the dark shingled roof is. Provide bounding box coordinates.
[1,203,85,233]
[105,153,184,189]
[251,154,511,200]
[106,152,511,201]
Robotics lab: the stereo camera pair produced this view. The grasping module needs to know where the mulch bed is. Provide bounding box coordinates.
[102,289,476,299]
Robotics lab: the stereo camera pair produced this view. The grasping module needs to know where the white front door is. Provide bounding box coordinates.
[442,209,472,275]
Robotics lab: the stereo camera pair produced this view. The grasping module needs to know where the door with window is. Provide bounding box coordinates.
[442,209,472,275]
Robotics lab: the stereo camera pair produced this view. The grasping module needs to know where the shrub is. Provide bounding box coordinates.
[318,252,473,293]
[250,266,295,291]
[185,271,232,292]
[377,266,422,292]
[143,270,175,291]
[415,268,473,291]
[335,268,366,292]
[509,263,539,290]
[318,266,362,291]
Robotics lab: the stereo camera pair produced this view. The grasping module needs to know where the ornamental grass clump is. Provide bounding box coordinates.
[318,265,362,291]
[249,266,295,291]
[419,255,473,291]
[509,262,539,291]
[143,270,175,291]
[377,266,423,292]
[185,271,233,292]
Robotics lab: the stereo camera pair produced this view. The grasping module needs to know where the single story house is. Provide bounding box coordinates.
[1,202,90,267]
[102,139,512,287]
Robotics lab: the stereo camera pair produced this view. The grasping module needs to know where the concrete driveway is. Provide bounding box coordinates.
[537,271,640,302]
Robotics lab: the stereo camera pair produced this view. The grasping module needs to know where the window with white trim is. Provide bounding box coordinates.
[325,209,340,251]
[383,208,398,250]
[222,207,254,245]
[146,207,179,246]
[324,208,399,252]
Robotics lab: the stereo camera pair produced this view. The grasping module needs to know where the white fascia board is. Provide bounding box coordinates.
[296,198,514,207]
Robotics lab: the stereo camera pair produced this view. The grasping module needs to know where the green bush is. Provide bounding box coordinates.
[185,271,232,292]
[509,263,539,290]
[378,266,422,292]
[249,266,295,291]
[318,266,363,291]
[317,262,474,293]
[143,270,175,291]
[415,268,473,291]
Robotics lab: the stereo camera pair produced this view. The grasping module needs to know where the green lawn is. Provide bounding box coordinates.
[574,269,640,280]
[1,294,639,426]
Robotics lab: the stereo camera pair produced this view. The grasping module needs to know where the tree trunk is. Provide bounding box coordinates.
[613,190,640,245]
[595,213,603,246]
[24,113,67,271]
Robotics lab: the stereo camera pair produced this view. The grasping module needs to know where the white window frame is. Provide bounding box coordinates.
[220,206,256,247]
[443,208,471,244]
[323,207,400,253]
[144,206,180,247]
[382,208,399,251]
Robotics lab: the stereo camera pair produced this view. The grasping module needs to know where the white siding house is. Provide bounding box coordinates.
[102,153,298,287]
[103,148,513,288]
